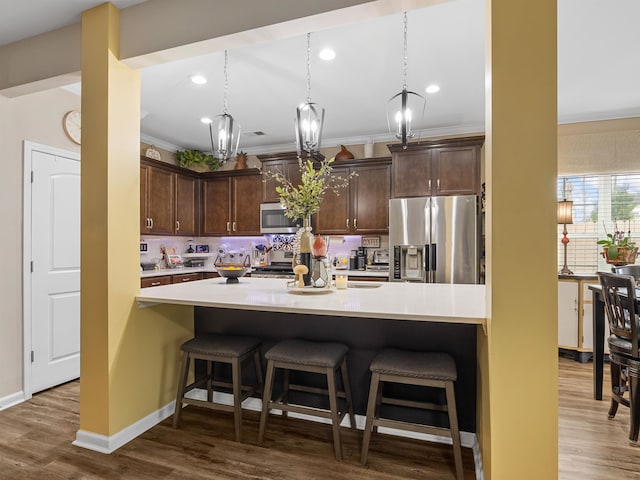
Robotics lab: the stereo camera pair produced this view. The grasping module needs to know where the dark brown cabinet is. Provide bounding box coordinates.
[314,158,391,235]
[258,152,316,203]
[201,171,262,236]
[140,275,172,288]
[140,158,199,236]
[140,164,175,235]
[389,136,484,198]
[175,174,198,236]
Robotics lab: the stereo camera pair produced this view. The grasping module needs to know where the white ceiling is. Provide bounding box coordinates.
[3,0,640,155]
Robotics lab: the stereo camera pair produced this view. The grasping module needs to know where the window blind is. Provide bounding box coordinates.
[558,173,640,274]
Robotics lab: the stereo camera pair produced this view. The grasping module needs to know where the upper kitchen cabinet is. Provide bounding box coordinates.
[258,151,323,203]
[314,158,391,235]
[140,158,199,236]
[140,162,175,234]
[201,170,262,236]
[389,136,484,198]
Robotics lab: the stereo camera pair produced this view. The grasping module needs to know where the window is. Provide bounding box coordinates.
[558,174,640,273]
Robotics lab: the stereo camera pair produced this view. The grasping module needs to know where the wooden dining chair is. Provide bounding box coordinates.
[598,272,640,445]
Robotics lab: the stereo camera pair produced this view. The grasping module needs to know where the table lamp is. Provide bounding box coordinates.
[558,200,573,274]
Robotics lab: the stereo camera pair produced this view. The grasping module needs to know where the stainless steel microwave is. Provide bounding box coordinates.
[260,203,303,233]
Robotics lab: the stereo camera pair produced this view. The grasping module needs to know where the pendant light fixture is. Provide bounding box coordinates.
[295,32,324,156]
[207,50,241,162]
[386,11,425,149]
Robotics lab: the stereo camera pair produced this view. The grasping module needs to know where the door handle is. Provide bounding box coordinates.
[176,220,180,232]
[182,277,191,282]
[425,244,430,272]
[428,180,432,191]
[232,222,237,232]
[226,221,230,232]
[150,218,154,229]
[151,281,161,286]
[431,243,437,272]
[437,179,440,190]
[346,218,349,229]
[353,218,357,230]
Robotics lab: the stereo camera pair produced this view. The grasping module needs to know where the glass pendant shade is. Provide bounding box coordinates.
[209,113,240,161]
[387,87,425,148]
[295,101,324,156]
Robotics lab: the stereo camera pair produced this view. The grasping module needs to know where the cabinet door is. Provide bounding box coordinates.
[201,177,231,235]
[558,281,579,349]
[261,160,284,203]
[175,174,198,236]
[140,165,150,233]
[314,166,351,234]
[392,149,432,198]
[351,164,390,234]
[232,174,262,235]
[581,281,608,353]
[147,167,175,234]
[172,272,203,283]
[433,145,480,196]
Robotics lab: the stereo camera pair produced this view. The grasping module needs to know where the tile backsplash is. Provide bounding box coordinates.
[140,234,388,268]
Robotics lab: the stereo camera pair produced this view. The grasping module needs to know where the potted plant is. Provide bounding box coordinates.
[175,149,222,171]
[598,225,638,265]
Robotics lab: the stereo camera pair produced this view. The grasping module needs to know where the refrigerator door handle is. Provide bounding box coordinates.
[431,243,437,272]
[424,244,430,272]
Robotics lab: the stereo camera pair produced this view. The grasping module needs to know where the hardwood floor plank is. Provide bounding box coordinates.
[3,358,640,479]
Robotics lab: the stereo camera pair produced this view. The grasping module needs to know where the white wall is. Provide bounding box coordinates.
[0,88,80,400]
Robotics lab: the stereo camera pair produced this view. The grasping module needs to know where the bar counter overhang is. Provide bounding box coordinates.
[137,278,486,433]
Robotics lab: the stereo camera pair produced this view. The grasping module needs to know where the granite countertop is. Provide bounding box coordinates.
[136,277,486,325]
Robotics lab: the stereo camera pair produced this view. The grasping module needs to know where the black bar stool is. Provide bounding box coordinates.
[360,348,463,480]
[172,334,263,442]
[258,338,356,460]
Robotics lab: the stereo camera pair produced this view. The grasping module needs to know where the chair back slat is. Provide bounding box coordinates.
[598,272,639,357]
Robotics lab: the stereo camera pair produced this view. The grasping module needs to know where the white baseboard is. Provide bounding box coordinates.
[73,389,484,479]
[73,400,176,454]
[0,390,25,411]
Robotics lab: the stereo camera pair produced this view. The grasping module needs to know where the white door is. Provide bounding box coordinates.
[30,148,80,393]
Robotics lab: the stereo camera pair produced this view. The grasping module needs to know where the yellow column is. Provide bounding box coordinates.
[79,3,191,439]
[480,0,558,478]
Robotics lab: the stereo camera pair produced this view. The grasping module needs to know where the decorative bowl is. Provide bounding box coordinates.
[215,264,250,283]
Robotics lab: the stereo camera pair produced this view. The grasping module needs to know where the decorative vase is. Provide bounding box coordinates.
[296,217,314,286]
[234,151,248,170]
[335,144,355,161]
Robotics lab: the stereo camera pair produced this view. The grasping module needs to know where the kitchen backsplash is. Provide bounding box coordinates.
[140,234,388,268]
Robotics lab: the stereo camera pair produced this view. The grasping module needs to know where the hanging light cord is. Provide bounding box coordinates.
[402,11,408,91]
[306,32,312,103]
[223,50,229,114]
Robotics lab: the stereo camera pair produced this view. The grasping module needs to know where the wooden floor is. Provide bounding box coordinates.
[1,358,638,479]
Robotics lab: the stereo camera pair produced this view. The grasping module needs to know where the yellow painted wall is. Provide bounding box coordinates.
[481,0,558,478]
[79,3,192,435]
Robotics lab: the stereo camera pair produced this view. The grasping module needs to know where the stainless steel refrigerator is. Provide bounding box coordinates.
[389,195,480,284]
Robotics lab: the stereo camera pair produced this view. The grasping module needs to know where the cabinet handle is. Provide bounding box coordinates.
[346,218,349,229]
[353,218,357,230]
[428,180,432,191]
[182,277,191,282]
[226,221,230,232]
[232,222,237,232]
[176,220,180,231]
[150,218,154,229]
[437,179,440,190]
[151,281,161,286]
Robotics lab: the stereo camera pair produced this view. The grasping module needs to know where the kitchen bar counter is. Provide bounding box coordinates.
[137,277,486,325]
[137,277,485,434]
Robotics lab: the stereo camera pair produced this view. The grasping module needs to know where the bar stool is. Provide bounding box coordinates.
[172,334,263,442]
[258,338,356,460]
[360,348,463,480]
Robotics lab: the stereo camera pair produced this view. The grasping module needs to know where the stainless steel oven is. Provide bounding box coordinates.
[260,203,303,234]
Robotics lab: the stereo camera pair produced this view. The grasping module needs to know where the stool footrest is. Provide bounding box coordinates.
[181,397,235,413]
[372,417,453,439]
[268,400,349,423]
[288,383,347,399]
[380,395,448,412]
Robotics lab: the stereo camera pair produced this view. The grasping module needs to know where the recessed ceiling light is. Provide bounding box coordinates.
[425,84,440,94]
[191,75,207,85]
[319,48,336,61]
[200,117,212,124]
